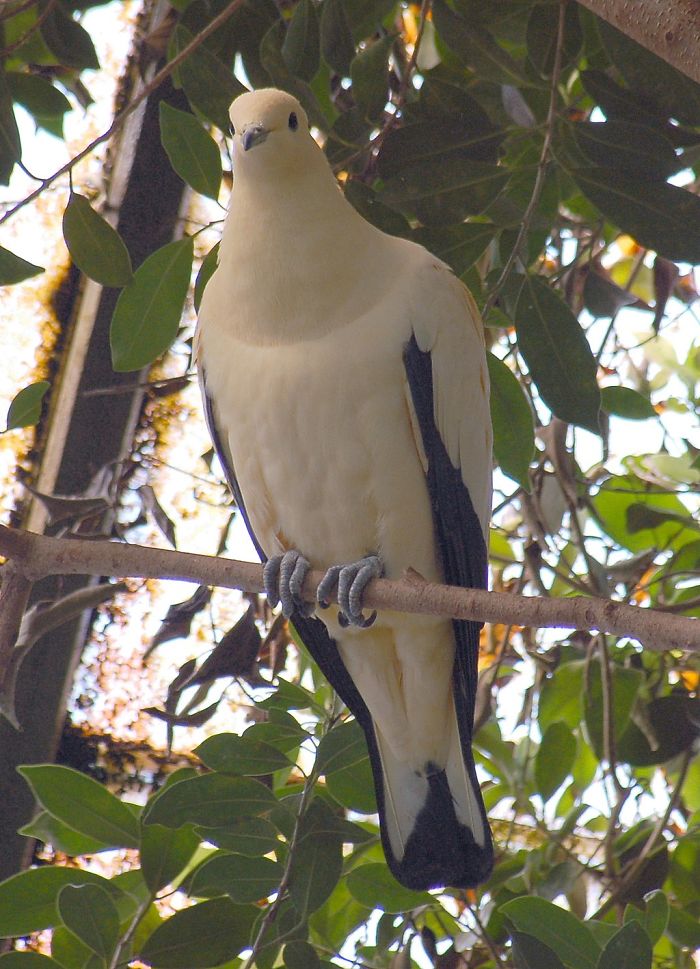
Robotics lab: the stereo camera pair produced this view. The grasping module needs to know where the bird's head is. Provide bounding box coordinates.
[228,88,316,176]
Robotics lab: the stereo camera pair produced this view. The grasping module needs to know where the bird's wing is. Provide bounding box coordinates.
[199,364,375,729]
[403,263,491,746]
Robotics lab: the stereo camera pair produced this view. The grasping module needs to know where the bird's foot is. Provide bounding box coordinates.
[263,550,313,618]
[317,554,383,628]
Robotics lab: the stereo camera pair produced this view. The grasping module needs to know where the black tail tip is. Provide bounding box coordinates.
[384,768,494,892]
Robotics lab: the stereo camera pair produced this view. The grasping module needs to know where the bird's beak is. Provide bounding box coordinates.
[241,123,268,152]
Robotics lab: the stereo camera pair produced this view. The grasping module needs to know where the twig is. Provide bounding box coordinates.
[0,0,246,227]
[0,0,56,57]
[482,0,567,318]
[0,524,697,652]
[0,0,40,23]
[593,745,693,918]
[239,746,320,969]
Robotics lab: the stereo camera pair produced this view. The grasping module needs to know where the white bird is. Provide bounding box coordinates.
[196,88,493,890]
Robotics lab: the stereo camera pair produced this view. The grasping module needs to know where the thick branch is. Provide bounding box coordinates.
[576,0,700,85]
[0,524,697,652]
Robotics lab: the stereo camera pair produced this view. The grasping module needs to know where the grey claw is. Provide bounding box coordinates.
[337,555,383,627]
[263,556,282,609]
[264,551,312,618]
[317,565,342,610]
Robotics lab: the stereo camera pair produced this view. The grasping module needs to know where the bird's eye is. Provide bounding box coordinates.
[288,111,298,131]
[228,121,236,137]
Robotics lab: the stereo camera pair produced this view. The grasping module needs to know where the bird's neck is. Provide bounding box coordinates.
[216,162,386,344]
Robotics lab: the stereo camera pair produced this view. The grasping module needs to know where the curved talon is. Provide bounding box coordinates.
[317,565,342,610]
[264,550,312,618]
[335,554,383,627]
[263,556,283,609]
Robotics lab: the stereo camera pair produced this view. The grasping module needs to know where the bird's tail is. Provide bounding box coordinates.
[371,699,493,891]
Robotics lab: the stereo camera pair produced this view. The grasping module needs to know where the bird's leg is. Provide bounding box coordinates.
[263,550,313,618]
[317,554,383,628]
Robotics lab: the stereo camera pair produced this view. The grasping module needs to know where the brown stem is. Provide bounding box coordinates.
[594,745,693,918]
[483,0,567,318]
[0,524,697,651]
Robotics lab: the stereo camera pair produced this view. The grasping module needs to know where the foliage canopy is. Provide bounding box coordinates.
[1,0,699,967]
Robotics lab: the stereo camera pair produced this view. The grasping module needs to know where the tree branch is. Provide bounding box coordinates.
[575,0,700,86]
[0,524,697,654]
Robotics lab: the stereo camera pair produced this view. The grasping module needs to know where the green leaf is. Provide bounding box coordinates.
[258,678,317,712]
[195,818,280,856]
[535,722,577,801]
[173,27,247,132]
[141,823,201,893]
[5,380,49,430]
[583,662,644,761]
[343,180,411,237]
[193,242,219,312]
[57,884,119,960]
[0,70,21,186]
[243,710,309,753]
[62,193,133,287]
[378,118,501,178]
[0,868,124,938]
[515,275,601,434]
[40,6,99,70]
[595,920,651,969]
[539,661,584,732]
[320,0,355,75]
[571,121,677,180]
[50,925,95,969]
[581,266,638,319]
[380,158,509,226]
[512,931,565,969]
[593,473,696,554]
[579,70,657,124]
[188,852,282,902]
[195,732,291,775]
[18,765,140,849]
[573,169,700,264]
[486,353,534,488]
[616,695,700,767]
[7,73,71,134]
[139,897,255,968]
[641,890,669,945]
[598,19,700,126]
[316,718,367,775]
[346,863,432,914]
[501,897,601,969]
[666,905,700,949]
[413,222,497,276]
[284,940,321,969]
[282,0,320,82]
[110,237,193,372]
[526,3,581,77]
[19,810,109,856]
[0,244,44,284]
[144,773,277,829]
[600,386,656,421]
[287,801,343,916]
[350,35,393,121]
[0,956,66,967]
[432,0,527,86]
[159,103,222,200]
